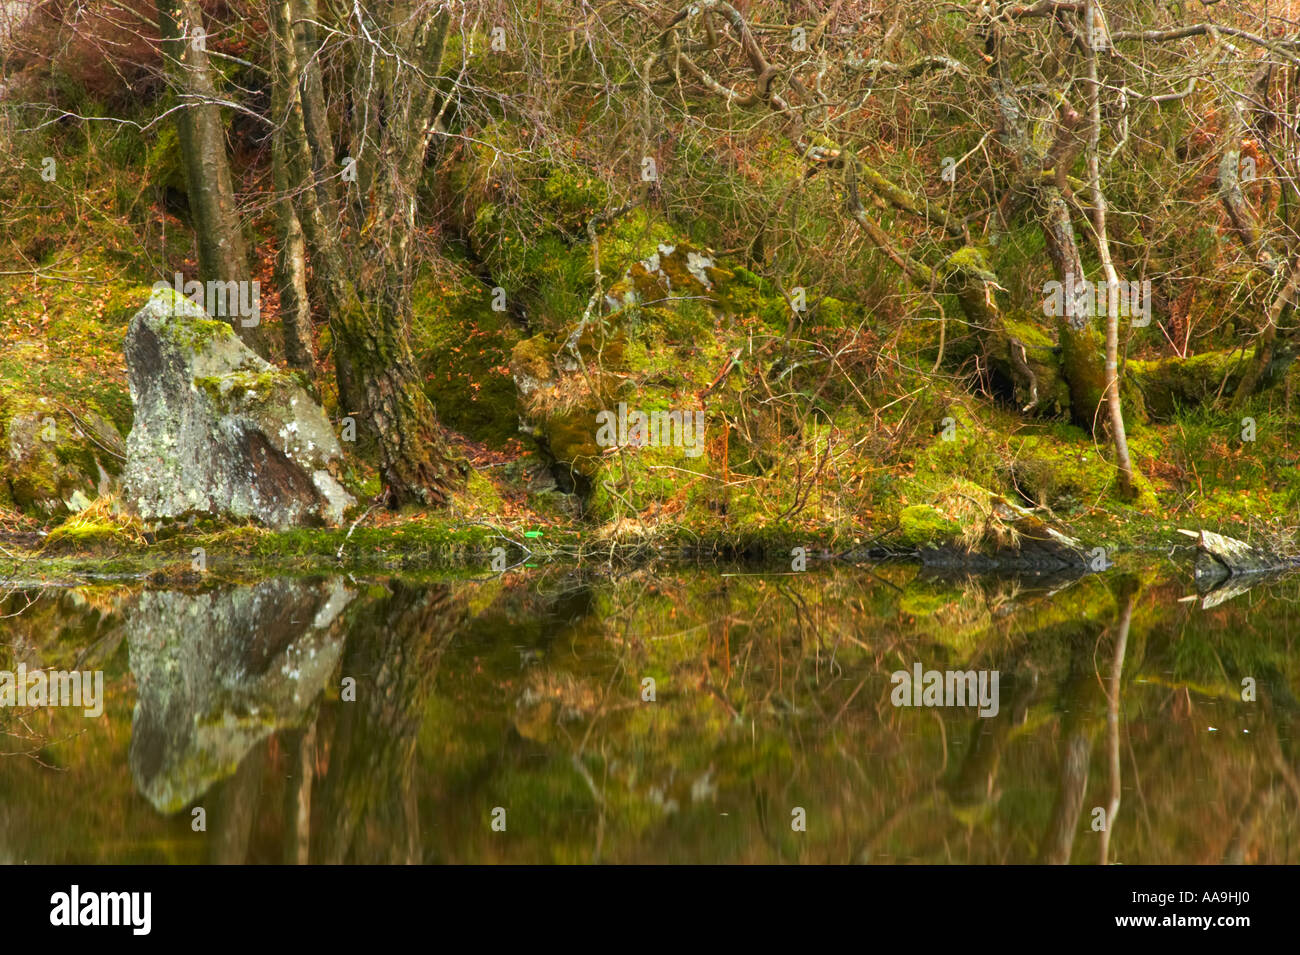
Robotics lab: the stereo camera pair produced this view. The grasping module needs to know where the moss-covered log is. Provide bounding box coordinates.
[1126,347,1299,419]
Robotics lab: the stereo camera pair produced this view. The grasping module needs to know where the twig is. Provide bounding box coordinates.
[335,504,378,561]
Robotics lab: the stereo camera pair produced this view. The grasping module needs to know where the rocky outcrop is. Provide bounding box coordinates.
[507,240,728,491]
[122,288,354,527]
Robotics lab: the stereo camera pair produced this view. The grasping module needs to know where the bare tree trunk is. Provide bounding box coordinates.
[1218,66,1281,275]
[155,0,266,356]
[272,0,362,411]
[290,0,339,216]
[1084,3,1135,497]
[1234,259,1300,407]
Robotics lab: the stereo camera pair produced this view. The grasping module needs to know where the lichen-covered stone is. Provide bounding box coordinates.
[2,399,123,513]
[606,240,732,311]
[122,289,354,528]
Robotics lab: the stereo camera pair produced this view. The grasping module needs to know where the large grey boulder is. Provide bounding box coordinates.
[123,288,354,527]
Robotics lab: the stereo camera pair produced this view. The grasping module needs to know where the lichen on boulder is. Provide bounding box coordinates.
[605,240,732,312]
[122,289,355,528]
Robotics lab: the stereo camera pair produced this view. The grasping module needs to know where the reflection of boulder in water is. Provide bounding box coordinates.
[127,577,352,813]
[1179,528,1300,607]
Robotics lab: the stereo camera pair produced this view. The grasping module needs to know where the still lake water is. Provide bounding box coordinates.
[1,563,1296,863]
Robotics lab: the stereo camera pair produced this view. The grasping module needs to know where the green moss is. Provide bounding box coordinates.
[809,296,859,330]
[912,405,1003,490]
[411,264,525,447]
[165,314,237,352]
[0,408,103,512]
[1057,319,1145,430]
[998,313,1070,416]
[53,441,99,478]
[1005,434,1110,511]
[1129,349,1247,420]
[0,265,138,514]
[1001,314,1055,350]
[716,267,771,317]
[540,169,609,231]
[617,241,732,308]
[454,469,506,514]
[144,123,186,196]
[898,504,962,546]
[542,409,605,480]
[1057,320,1107,428]
[584,430,713,525]
[44,521,135,549]
[942,245,997,281]
[510,335,558,386]
[194,369,289,414]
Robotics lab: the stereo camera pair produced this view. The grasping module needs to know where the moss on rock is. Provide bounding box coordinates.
[899,504,962,546]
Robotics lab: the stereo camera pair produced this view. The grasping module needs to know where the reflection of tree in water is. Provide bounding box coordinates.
[882,577,1163,864]
[0,543,60,758]
[313,580,466,864]
[835,570,1298,863]
[1035,582,1135,865]
[199,569,1300,864]
[0,581,127,763]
